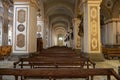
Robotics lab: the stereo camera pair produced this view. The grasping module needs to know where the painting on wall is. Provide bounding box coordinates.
[17,34,25,48]
[18,10,26,23]
[17,24,25,32]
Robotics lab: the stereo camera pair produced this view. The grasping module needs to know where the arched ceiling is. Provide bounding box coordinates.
[100,0,120,20]
[54,27,66,36]
[41,0,78,34]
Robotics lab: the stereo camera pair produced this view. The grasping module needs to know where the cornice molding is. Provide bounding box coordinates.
[14,0,40,10]
[105,18,120,24]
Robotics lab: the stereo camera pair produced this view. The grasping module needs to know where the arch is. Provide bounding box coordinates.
[52,21,68,30]
[112,0,120,18]
[45,4,73,17]
[50,15,70,23]
[100,3,112,20]
[54,27,66,36]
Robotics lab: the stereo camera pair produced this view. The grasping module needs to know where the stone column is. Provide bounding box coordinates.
[2,2,9,46]
[46,18,49,48]
[49,24,52,47]
[43,18,47,48]
[13,0,39,54]
[83,0,104,61]
[69,29,73,48]
[104,18,120,45]
[116,20,120,44]
[73,18,81,49]
[101,25,105,45]
[0,16,2,46]
[105,24,108,44]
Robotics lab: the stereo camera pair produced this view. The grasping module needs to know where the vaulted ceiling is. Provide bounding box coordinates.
[2,0,120,33]
[39,0,79,36]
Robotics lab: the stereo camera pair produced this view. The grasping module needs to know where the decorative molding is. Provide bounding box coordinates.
[30,0,40,9]
[14,7,28,51]
[90,6,99,51]
[105,18,120,24]
[76,35,80,48]
[14,0,40,10]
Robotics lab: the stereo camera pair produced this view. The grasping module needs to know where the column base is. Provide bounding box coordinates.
[88,53,105,62]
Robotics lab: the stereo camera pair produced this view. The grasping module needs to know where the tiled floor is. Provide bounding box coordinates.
[0,57,120,80]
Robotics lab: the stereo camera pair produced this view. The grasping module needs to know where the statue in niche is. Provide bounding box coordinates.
[78,16,84,36]
[70,27,73,40]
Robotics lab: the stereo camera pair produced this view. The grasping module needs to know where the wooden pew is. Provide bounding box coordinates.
[0,68,120,80]
[102,47,120,59]
[29,57,86,68]
[30,52,83,58]
[14,56,95,69]
[13,55,95,80]
[106,49,120,59]
[14,50,96,69]
[41,46,75,54]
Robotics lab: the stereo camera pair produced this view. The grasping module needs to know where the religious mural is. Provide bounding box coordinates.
[18,10,25,23]
[17,24,25,32]
[17,34,25,48]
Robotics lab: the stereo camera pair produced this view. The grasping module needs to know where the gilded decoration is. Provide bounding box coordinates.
[91,38,97,50]
[17,24,25,32]
[91,20,97,36]
[76,36,80,48]
[90,8,97,19]
[17,34,25,48]
[76,20,81,48]
[90,7,99,51]
[18,10,25,23]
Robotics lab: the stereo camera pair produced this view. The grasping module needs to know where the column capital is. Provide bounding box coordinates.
[82,0,102,5]
[3,1,9,9]
[105,18,120,24]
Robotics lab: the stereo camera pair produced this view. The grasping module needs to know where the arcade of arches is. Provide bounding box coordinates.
[0,0,120,60]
